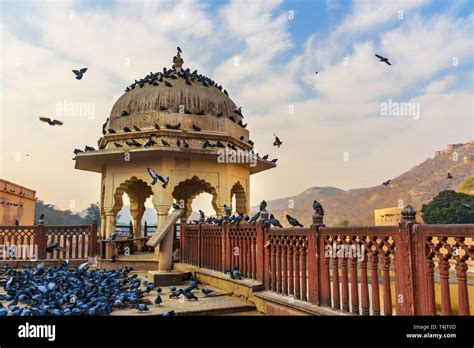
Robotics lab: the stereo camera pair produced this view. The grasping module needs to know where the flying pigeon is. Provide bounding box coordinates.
[375,54,391,66]
[46,243,66,253]
[273,134,282,148]
[39,117,63,126]
[147,167,169,188]
[72,67,88,80]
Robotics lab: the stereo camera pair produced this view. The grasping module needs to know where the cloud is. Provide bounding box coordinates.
[0,0,472,212]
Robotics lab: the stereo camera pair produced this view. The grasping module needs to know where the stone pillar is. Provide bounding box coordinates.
[131,209,145,252]
[104,211,116,259]
[100,214,106,239]
[155,204,173,271]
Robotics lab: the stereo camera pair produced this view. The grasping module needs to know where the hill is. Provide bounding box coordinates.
[253,141,474,227]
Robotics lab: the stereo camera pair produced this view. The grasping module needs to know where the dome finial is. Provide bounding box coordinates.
[174,47,183,72]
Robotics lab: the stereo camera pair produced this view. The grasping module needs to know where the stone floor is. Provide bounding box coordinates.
[111,271,259,316]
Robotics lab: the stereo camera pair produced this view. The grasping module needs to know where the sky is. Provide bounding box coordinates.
[0,0,473,215]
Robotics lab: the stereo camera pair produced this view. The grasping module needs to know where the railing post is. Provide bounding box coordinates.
[179,218,186,263]
[198,222,202,268]
[395,205,418,315]
[89,219,98,257]
[256,218,265,283]
[36,222,47,260]
[309,200,324,305]
[221,223,226,273]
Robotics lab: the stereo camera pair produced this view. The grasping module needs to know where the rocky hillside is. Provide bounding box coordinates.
[253,141,474,227]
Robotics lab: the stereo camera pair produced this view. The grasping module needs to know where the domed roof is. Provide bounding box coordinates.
[110,52,243,122]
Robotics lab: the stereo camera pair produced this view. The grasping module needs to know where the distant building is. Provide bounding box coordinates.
[375,206,423,226]
[0,179,36,225]
[374,207,402,226]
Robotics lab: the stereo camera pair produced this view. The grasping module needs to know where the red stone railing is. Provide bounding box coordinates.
[0,221,98,261]
[179,207,474,316]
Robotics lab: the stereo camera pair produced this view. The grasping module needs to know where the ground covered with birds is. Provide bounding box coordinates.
[0,263,249,316]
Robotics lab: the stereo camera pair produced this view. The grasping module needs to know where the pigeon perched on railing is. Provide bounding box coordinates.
[269,214,283,228]
[248,212,260,223]
[286,215,303,227]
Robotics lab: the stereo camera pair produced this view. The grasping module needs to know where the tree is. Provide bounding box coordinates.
[84,202,101,227]
[421,190,474,224]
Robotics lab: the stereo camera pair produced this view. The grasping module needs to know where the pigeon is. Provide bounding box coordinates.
[121,111,129,116]
[133,126,141,132]
[462,203,471,209]
[198,210,205,219]
[313,200,324,216]
[165,81,173,87]
[192,124,201,132]
[144,136,157,147]
[162,139,171,147]
[72,67,88,80]
[375,54,391,66]
[262,154,269,160]
[169,289,183,299]
[154,123,161,130]
[177,46,182,53]
[84,145,95,152]
[273,134,282,148]
[269,214,283,228]
[108,128,116,134]
[137,303,149,312]
[447,173,453,179]
[224,204,232,216]
[126,140,141,147]
[123,127,131,132]
[73,149,84,155]
[114,142,123,148]
[147,168,169,188]
[201,288,214,296]
[39,117,63,126]
[172,203,181,210]
[162,310,176,316]
[249,211,260,223]
[259,200,267,212]
[46,243,66,253]
[229,267,242,280]
[271,159,278,163]
[154,295,162,306]
[286,214,303,227]
[183,291,198,301]
[108,232,118,244]
[234,213,244,224]
[383,180,391,186]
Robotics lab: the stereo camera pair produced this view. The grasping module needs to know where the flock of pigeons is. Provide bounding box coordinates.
[188,199,320,229]
[0,259,220,316]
